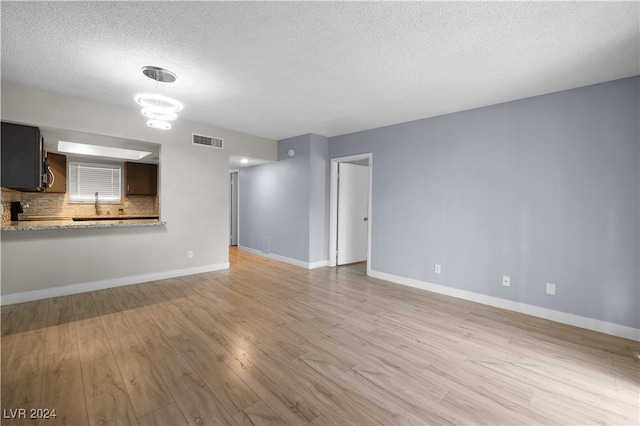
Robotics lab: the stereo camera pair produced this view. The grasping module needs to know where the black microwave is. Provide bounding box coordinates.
[1,121,48,191]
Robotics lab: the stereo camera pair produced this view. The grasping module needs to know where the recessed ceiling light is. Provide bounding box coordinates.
[147,120,171,130]
[141,108,177,121]
[135,94,183,112]
[58,141,152,160]
[240,158,249,164]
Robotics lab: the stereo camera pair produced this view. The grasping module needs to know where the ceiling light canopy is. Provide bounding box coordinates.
[141,66,177,83]
[58,141,152,160]
[136,66,182,130]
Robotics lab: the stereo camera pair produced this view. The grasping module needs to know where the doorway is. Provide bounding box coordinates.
[329,153,372,274]
[230,171,238,246]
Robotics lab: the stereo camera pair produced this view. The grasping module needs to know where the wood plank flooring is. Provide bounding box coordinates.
[1,247,638,425]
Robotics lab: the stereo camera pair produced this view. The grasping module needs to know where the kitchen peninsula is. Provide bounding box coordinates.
[1,182,161,231]
[1,122,162,232]
[2,217,164,231]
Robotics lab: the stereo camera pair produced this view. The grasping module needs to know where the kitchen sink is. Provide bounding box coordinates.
[19,216,71,221]
[72,216,159,221]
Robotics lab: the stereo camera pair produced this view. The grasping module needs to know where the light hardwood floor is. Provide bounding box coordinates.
[1,247,638,425]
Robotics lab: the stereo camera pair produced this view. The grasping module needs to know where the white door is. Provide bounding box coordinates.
[337,163,369,265]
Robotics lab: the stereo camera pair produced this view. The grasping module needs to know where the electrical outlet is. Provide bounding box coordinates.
[434,264,441,274]
[502,275,511,287]
[187,250,194,259]
[546,282,556,295]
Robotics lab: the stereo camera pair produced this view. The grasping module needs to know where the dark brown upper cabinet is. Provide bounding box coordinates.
[125,162,157,196]
[44,151,66,193]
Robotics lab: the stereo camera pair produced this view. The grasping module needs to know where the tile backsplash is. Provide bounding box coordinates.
[1,187,159,224]
[1,188,22,223]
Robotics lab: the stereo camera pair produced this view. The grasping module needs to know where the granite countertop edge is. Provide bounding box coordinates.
[1,220,166,231]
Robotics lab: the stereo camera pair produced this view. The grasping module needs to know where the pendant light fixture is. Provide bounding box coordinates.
[135,66,182,130]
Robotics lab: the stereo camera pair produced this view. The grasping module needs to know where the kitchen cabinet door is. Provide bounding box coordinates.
[45,151,66,193]
[125,162,157,195]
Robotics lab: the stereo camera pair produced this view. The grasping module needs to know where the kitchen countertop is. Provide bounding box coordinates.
[18,214,159,221]
[1,218,165,231]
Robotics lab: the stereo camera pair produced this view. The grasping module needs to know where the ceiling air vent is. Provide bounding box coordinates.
[192,133,223,149]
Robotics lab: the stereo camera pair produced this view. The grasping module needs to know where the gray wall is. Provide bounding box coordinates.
[308,134,330,263]
[329,76,639,328]
[239,159,310,261]
[240,134,329,263]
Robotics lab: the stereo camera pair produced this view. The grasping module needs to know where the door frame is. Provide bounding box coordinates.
[329,153,373,274]
[230,169,239,246]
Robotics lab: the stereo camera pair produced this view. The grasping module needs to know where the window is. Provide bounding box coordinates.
[68,161,122,202]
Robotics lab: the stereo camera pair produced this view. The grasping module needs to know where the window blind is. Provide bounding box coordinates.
[68,162,122,202]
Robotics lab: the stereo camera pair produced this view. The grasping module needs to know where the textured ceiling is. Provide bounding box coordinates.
[2,1,638,141]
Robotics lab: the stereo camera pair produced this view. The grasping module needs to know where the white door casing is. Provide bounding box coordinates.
[329,153,372,272]
[230,171,238,246]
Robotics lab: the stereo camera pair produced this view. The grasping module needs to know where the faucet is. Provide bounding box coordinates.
[95,192,99,215]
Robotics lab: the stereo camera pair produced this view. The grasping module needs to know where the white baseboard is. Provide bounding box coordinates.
[309,260,329,269]
[238,246,328,270]
[0,263,230,306]
[369,269,640,342]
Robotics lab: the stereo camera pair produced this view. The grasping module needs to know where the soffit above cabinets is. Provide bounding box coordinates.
[40,127,160,165]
